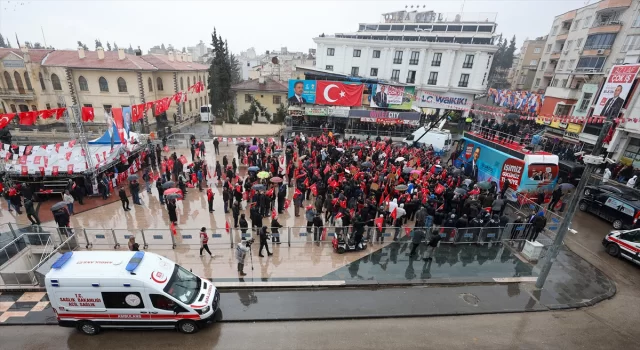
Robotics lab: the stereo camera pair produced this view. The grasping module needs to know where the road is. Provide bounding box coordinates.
[1,211,638,349]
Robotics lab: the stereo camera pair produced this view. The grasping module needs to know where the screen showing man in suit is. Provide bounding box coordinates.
[288,81,307,105]
[600,85,625,119]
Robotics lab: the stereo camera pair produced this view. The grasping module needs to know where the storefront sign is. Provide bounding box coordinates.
[549,121,567,129]
[359,117,419,126]
[348,109,420,121]
[327,106,350,118]
[305,107,328,116]
[2,60,25,68]
[415,91,472,110]
[593,64,640,119]
[566,123,582,134]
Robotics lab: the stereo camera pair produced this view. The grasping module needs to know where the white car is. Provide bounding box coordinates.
[602,229,640,265]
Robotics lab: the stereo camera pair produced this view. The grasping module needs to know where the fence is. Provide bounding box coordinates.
[504,190,567,240]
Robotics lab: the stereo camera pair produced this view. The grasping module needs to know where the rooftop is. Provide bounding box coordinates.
[140,54,208,71]
[231,78,288,92]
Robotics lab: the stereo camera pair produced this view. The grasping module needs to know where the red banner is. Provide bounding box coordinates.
[315,81,364,107]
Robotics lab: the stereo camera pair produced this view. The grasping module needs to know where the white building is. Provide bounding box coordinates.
[187,40,210,63]
[238,47,316,81]
[313,10,499,112]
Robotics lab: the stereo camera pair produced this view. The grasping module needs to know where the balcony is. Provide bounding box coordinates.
[596,0,631,11]
[545,86,582,100]
[589,21,622,34]
[550,51,562,60]
[543,69,556,77]
[581,45,612,56]
[0,88,35,100]
[556,33,568,41]
[573,67,605,74]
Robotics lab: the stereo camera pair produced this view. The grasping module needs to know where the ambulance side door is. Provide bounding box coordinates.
[101,291,151,323]
[145,291,190,323]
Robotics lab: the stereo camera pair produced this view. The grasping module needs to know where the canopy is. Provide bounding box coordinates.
[88,125,122,145]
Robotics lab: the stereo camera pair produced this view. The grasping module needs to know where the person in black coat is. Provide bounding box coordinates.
[258,226,272,257]
[277,184,287,213]
[239,213,249,234]
[250,205,262,232]
[167,199,178,224]
[156,180,165,204]
[232,202,240,228]
[119,186,130,211]
[270,217,283,244]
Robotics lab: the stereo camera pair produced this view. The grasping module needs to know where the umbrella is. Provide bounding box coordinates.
[50,201,68,211]
[273,150,283,154]
[249,145,259,151]
[395,184,408,191]
[270,177,283,183]
[402,167,414,174]
[248,166,260,172]
[252,184,266,191]
[476,181,492,190]
[361,161,373,168]
[452,168,462,175]
[236,141,245,145]
[164,188,183,200]
[454,187,467,195]
[127,174,138,181]
[504,113,520,120]
[462,179,474,187]
[162,181,175,189]
[395,157,405,162]
[410,169,421,175]
[351,145,362,150]
[286,142,294,146]
[257,171,270,179]
[558,183,575,191]
[336,148,344,152]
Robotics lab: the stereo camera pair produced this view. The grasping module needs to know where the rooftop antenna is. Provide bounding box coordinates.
[41,26,47,48]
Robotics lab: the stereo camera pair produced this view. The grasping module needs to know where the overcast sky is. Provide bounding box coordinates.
[1,0,585,55]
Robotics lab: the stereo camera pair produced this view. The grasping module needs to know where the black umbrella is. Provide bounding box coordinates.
[273,150,283,154]
[286,142,294,146]
[504,113,520,120]
[162,181,175,189]
[452,168,462,175]
[128,174,138,181]
[351,145,362,150]
[252,184,266,191]
[477,181,492,190]
[454,187,467,195]
[361,161,373,168]
[51,201,68,211]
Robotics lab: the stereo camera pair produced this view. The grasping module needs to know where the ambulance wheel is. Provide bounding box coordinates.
[177,320,199,334]
[337,247,345,254]
[606,243,620,257]
[77,321,100,335]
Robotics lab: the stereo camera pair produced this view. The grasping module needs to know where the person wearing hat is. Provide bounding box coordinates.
[199,227,214,257]
[258,226,272,257]
[235,237,250,276]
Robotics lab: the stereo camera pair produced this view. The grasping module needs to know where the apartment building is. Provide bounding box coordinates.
[509,37,546,90]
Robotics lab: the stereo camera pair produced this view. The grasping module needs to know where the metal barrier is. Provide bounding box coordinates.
[505,191,567,240]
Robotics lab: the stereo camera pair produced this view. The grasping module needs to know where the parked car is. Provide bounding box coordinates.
[602,229,640,266]
[584,184,639,200]
[558,160,585,186]
[579,192,640,230]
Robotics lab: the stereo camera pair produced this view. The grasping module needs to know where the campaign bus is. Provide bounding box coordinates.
[454,132,559,199]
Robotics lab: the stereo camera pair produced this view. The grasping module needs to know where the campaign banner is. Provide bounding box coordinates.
[348,109,420,121]
[122,106,131,139]
[327,106,350,118]
[305,107,328,116]
[370,84,415,110]
[288,80,317,104]
[416,91,472,110]
[594,64,640,119]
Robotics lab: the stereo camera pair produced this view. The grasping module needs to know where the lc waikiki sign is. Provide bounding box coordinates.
[416,91,472,110]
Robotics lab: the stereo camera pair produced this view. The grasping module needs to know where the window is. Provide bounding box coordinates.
[148,77,153,92]
[573,19,581,30]
[569,59,576,70]
[117,77,127,92]
[156,77,164,91]
[353,49,361,57]
[325,65,333,71]
[245,94,252,103]
[406,70,416,84]
[432,53,442,66]
[187,76,191,87]
[622,35,640,52]
[78,76,88,91]
[576,38,583,49]
[427,72,438,85]
[546,44,552,52]
[23,72,32,91]
[350,67,359,76]
[458,74,470,87]
[585,33,616,49]
[529,59,538,66]
[103,104,112,113]
[3,72,14,90]
[393,50,403,64]
[327,48,335,56]
[51,74,62,91]
[101,292,145,309]
[566,40,573,50]
[462,54,474,68]
[180,77,184,90]
[551,26,558,35]
[149,294,181,311]
[83,104,92,107]
[189,100,192,112]
[13,72,24,92]
[534,78,541,87]
[370,68,378,76]
[372,50,381,58]
[519,76,526,84]
[182,102,186,112]
[576,56,607,70]
[551,79,558,87]
[9,104,16,113]
[30,105,36,111]
[541,61,547,70]
[273,95,281,104]
[534,48,541,54]
[577,92,593,111]
[561,79,568,88]
[409,51,420,65]
[558,60,566,70]
[391,69,400,81]
[634,14,640,27]
[45,103,51,110]
[482,72,487,85]
[615,58,624,64]
[98,77,109,92]
[38,72,45,90]
[584,16,592,28]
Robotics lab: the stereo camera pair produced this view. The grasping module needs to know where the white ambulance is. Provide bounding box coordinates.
[602,229,640,265]
[45,251,220,335]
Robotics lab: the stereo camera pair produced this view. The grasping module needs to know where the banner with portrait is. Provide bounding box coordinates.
[370,84,415,110]
[593,64,640,119]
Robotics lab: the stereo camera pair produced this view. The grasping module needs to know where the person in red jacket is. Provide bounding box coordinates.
[207,188,214,213]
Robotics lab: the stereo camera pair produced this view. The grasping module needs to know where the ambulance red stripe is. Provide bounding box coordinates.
[58,313,201,320]
[608,236,640,253]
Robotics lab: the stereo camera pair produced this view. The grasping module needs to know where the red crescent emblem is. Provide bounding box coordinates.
[150,271,167,283]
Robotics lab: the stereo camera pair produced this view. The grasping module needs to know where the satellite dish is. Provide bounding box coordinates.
[271,56,279,64]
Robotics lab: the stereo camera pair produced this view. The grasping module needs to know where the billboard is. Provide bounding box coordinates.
[370,84,415,110]
[593,64,640,119]
[288,80,364,107]
[416,91,472,110]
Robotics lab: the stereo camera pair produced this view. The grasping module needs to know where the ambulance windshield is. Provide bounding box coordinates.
[164,265,201,304]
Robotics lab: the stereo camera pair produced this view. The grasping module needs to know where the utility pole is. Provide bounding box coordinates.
[535,120,612,289]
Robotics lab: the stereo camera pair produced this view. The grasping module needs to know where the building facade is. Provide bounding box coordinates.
[509,37,546,90]
[231,77,288,122]
[0,46,208,127]
[313,10,498,117]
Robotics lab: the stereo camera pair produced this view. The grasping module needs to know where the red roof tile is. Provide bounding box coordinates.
[141,54,208,71]
[0,48,54,62]
[42,50,157,70]
[231,78,288,92]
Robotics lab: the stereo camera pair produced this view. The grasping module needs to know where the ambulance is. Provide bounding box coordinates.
[45,251,220,335]
[602,229,640,265]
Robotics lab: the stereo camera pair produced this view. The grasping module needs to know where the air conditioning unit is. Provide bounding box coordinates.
[597,49,605,55]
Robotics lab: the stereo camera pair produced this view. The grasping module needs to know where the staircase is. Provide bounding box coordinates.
[136,72,148,132]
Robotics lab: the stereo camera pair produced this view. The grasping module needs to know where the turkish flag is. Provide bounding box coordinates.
[54,108,66,120]
[52,166,59,176]
[284,198,291,209]
[18,111,38,125]
[67,164,74,174]
[21,165,28,175]
[144,101,154,112]
[314,81,364,107]
[81,106,95,122]
[55,143,61,153]
[225,221,231,233]
[34,156,41,164]
[19,155,27,164]
[293,188,302,199]
[131,104,143,122]
[271,208,277,220]
[0,113,15,129]
[65,151,72,161]
[391,208,397,220]
[40,109,55,119]
[375,216,384,231]
[44,156,48,168]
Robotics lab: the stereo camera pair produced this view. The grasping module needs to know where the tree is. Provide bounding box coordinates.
[77,41,88,50]
[113,42,118,50]
[33,42,43,49]
[182,47,186,53]
[230,53,242,84]
[207,28,235,123]
[273,103,287,124]
[502,35,517,69]
[106,41,112,51]
[95,39,102,49]
[0,34,7,48]
[161,43,166,51]
[24,41,33,49]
